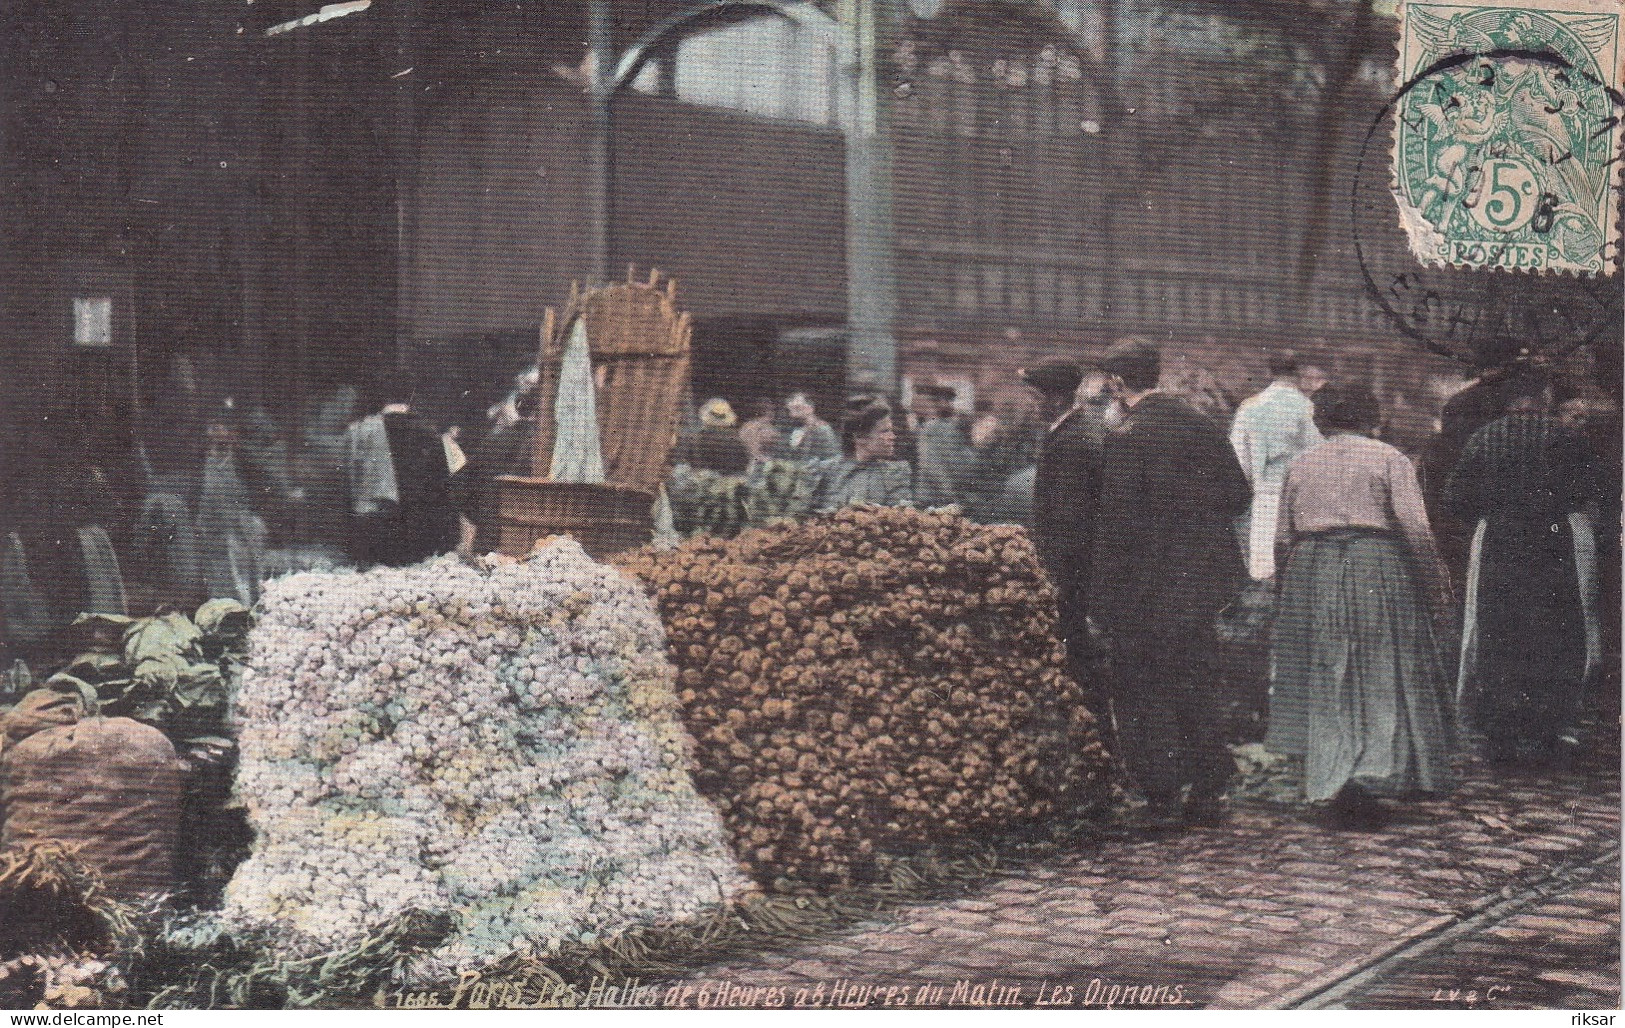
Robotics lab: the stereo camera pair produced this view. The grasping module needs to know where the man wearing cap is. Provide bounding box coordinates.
[914,384,975,509]
[1025,359,1112,707]
[674,398,751,476]
[1089,339,1251,827]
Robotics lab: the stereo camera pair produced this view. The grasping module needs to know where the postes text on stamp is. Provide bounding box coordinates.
[1394,0,1625,276]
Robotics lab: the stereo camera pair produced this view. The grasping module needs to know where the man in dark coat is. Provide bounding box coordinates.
[345,382,460,569]
[1418,365,1521,593]
[1088,340,1251,826]
[1025,360,1111,709]
[1444,373,1606,766]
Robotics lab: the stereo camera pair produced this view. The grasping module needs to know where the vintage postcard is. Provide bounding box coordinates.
[0,0,1618,1017]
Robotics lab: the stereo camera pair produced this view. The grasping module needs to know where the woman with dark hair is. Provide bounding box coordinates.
[1266,382,1458,828]
[803,400,914,513]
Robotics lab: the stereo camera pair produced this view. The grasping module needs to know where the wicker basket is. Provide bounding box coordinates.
[531,269,693,495]
[490,477,654,560]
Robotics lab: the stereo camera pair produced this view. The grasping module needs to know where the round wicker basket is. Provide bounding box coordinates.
[490,476,655,560]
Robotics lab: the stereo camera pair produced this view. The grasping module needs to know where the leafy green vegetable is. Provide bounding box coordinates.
[53,600,252,747]
[194,599,251,639]
[70,612,136,629]
[44,671,100,711]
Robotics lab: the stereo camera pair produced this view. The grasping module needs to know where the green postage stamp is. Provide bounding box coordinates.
[1394,0,1625,275]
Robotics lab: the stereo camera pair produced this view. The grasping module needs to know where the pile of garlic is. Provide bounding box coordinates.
[222,540,747,971]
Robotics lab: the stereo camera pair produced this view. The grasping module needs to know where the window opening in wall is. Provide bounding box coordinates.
[626,2,846,127]
[73,297,113,346]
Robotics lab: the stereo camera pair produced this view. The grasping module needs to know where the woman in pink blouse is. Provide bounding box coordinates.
[1265,383,1459,828]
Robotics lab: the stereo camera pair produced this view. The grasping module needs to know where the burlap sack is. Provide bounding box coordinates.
[2,690,88,751]
[1,715,183,899]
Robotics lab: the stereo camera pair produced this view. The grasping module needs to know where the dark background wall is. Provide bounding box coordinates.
[2,0,1615,455]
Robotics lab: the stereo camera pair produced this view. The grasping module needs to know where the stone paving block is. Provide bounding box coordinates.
[1528,888,1615,916]
[1510,915,1616,938]
[1471,856,1533,874]
[910,965,966,980]
[999,906,1050,926]
[996,879,1045,894]
[1114,907,1176,925]
[1115,880,1173,896]
[1106,922,1172,941]
[1166,916,1230,933]
[1534,902,1614,918]
[803,943,862,960]
[1053,915,1115,935]
[1023,942,1104,968]
[1297,909,1343,926]
[1294,941,1354,961]
[1520,837,1585,854]
[1043,896,1106,918]
[1099,935,1160,951]
[1536,970,1620,993]
[1277,861,1341,877]
[1172,932,1251,954]
[1248,914,1302,932]
[1413,868,1467,884]
[984,937,1058,959]
[988,917,1059,940]
[936,908,995,928]
[1211,982,1274,1007]
[1537,833,1595,848]
[1246,971,1307,991]
[1279,888,1356,906]
[1260,953,1329,975]
[1363,888,1442,908]
[952,949,1011,971]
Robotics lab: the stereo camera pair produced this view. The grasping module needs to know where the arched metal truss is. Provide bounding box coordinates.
[612,0,840,91]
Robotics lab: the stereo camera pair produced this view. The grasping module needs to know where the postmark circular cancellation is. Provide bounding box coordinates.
[1353,0,1624,366]
[1394,0,1624,276]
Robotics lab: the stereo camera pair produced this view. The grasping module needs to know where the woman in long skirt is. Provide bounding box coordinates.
[1266,383,1458,827]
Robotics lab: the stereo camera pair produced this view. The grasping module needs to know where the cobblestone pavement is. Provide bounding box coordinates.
[668,756,1620,1010]
[1336,856,1620,1010]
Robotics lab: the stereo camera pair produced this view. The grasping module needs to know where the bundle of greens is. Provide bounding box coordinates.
[32,600,250,753]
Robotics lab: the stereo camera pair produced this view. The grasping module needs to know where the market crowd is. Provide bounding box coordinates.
[0,340,1616,830]
[1027,341,1617,829]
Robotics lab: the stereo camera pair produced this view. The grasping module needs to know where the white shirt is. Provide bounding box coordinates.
[1230,382,1323,490]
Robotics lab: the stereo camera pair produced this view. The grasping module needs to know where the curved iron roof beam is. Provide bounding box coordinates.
[612,0,838,91]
